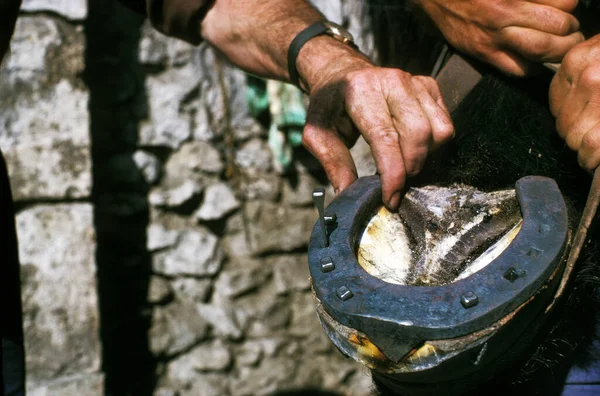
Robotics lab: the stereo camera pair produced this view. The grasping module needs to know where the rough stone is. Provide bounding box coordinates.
[232,358,297,396]
[311,0,343,23]
[282,340,302,357]
[164,141,224,180]
[281,172,321,206]
[148,276,174,304]
[287,356,325,391]
[133,150,162,185]
[0,73,91,200]
[1,4,392,395]
[235,335,296,366]
[305,327,335,354]
[235,138,273,171]
[225,212,245,233]
[342,369,376,396]
[289,292,320,337]
[149,180,202,210]
[21,0,87,20]
[140,64,201,149]
[232,116,266,142]
[153,228,223,276]
[270,254,311,294]
[255,337,289,358]
[194,46,265,143]
[351,136,377,178]
[241,292,293,338]
[196,303,243,341]
[212,282,292,338]
[233,309,251,339]
[167,341,231,380]
[139,21,194,67]
[147,223,179,252]
[171,278,212,303]
[235,342,263,367]
[221,231,253,258]
[17,204,99,381]
[226,73,266,142]
[149,209,190,232]
[153,388,178,396]
[0,78,89,149]
[244,200,264,220]
[4,140,91,201]
[179,374,229,396]
[248,202,315,255]
[192,103,215,142]
[246,298,292,337]
[239,171,281,201]
[26,373,104,396]
[2,16,61,85]
[304,354,368,393]
[343,0,378,59]
[214,261,271,298]
[299,356,368,394]
[195,182,240,221]
[149,300,209,357]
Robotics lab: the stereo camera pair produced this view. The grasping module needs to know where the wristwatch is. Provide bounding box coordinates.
[322,21,357,49]
[287,21,359,90]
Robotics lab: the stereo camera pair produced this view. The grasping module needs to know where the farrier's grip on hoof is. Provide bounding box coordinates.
[307,49,600,395]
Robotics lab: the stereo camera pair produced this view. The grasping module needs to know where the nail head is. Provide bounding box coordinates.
[320,257,335,273]
[336,286,353,301]
[461,291,479,308]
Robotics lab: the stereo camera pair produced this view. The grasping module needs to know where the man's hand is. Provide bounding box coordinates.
[299,47,453,210]
[415,0,584,76]
[201,1,455,211]
[550,34,600,171]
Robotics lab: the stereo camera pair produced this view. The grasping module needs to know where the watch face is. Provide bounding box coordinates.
[324,21,355,44]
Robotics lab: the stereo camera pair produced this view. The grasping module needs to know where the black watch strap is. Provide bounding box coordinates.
[287,21,328,90]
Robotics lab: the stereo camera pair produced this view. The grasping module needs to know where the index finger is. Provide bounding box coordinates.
[345,73,408,210]
[511,2,580,36]
[302,121,358,196]
[501,28,584,62]
[528,0,579,13]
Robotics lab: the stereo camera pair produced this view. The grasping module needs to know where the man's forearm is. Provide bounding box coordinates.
[200,0,454,210]
[201,0,371,91]
[0,0,21,65]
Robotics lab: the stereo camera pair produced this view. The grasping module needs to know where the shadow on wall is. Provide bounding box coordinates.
[84,0,155,394]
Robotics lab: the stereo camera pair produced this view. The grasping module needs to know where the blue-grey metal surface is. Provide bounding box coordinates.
[308,175,569,361]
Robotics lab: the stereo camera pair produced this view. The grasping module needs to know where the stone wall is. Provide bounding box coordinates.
[0,1,377,395]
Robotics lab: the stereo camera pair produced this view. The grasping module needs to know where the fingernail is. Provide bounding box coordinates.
[388,191,402,211]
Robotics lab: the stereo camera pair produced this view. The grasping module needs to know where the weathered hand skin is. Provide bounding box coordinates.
[301,55,454,211]
[414,0,584,76]
[550,33,600,171]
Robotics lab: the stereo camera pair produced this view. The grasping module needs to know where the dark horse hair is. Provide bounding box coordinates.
[365,1,600,395]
